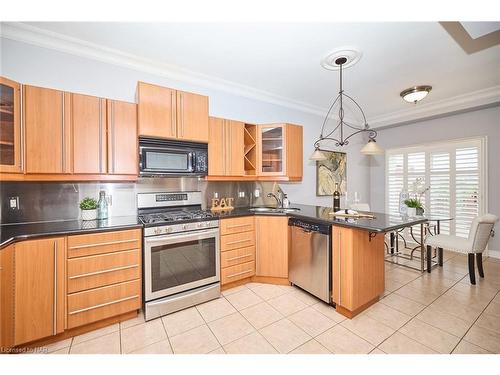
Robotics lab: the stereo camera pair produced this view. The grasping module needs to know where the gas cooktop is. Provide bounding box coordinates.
[139,209,214,225]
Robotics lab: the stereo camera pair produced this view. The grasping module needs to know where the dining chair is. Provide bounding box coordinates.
[425,214,499,284]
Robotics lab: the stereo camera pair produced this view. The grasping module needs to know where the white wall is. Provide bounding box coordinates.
[370,106,500,252]
[0,37,371,207]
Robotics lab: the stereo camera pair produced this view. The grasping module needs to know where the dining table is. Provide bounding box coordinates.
[386,215,454,272]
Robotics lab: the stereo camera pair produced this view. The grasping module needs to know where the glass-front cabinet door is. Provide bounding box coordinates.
[259,124,285,175]
[0,77,22,173]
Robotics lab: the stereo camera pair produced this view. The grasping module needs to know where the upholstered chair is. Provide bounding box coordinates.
[425,214,499,284]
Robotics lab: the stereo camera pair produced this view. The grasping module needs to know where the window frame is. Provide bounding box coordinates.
[385,136,488,237]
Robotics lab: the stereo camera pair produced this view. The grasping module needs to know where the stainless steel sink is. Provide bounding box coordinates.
[249,207,300,213]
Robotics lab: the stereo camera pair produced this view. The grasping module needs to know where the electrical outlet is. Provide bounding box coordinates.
[238,191,245,198]
[254,189,260,198]
[9,196,19,210]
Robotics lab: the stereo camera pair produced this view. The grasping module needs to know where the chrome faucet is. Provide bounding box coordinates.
[267,191,283,208]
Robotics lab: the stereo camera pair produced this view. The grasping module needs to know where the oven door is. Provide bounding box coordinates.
[140,147,194,175]
[144,228,220,301]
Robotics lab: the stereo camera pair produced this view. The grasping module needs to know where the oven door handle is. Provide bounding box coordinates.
[145,228,219,244]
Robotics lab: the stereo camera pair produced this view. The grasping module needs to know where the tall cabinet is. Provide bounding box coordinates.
[0,77,22,173]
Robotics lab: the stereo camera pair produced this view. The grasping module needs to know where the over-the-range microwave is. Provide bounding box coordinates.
[139,137,208,177]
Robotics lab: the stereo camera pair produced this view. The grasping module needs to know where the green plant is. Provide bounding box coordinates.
[404,198,423,209]
[80,197,98,210]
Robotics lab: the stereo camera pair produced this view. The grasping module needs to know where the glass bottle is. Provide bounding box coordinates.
[97,190,108,220]
[333,183,341,212]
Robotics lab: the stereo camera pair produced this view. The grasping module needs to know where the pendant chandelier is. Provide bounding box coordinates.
[310,56,384,160]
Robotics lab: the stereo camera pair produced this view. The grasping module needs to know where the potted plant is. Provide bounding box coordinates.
[404,198,423,217]
[80,197,98,221]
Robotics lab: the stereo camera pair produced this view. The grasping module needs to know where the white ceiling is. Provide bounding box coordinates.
[6,22,500,126]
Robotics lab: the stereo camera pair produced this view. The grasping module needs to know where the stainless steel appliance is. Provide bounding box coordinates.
[139,137,208,177]
[139,191,220,321]
[288,218,331,303]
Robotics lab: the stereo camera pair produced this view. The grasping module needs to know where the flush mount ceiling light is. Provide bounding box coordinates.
[400,85,432,104]
[310,51,384,160]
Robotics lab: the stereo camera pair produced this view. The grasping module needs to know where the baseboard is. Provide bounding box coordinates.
[487,250,500,259]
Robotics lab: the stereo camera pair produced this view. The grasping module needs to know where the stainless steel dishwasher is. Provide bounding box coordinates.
[288,218,331,303]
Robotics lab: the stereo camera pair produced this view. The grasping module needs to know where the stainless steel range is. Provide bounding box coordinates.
[138,191,220,321]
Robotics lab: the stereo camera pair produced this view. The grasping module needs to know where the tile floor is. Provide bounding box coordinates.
[40,251,500,354]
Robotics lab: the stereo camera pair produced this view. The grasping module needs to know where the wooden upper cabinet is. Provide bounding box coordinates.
[137,82,176,139]
[255,216,289,278]
[208,117,225,175]
[13,237,66,346]
[69,93,106,174]
[226,120,244,176]
[107,100,138,175]
[24,85,71,174]
[285,124,303,180]
[0,76,22,173]
[208,117,244,176]
[176,90,209,143]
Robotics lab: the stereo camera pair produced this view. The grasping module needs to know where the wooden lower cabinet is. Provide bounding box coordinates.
[0,228,142,350]
[255,216,289,278]
[332,226,385,317]
[220,217,256,286]
[12,237,66,346]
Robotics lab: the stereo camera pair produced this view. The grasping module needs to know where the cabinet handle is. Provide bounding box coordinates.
[226,223,251,229]
[226,254,253,262]
[20,84,25,172]
[226,238,252,246]
[61,92,65,172]
[227,269,253,279]
[69,264,139,279]
[171,91,176,136]
[53,240,57,335]
[98,99,102,173]
[111,100,115,173]
[68,295,139,315]
[68,238,138,250]
[338,231,341,305]
[180,93,184,137]
[222,120,226,174]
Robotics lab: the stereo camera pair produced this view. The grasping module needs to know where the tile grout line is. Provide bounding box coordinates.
[195,296,229,353]
[158,315,175,354]
[449,289,500,354]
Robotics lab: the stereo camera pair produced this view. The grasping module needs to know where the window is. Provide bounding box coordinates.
[386,137,487,238]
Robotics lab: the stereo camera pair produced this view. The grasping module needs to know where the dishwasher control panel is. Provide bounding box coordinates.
[288,218,330,235]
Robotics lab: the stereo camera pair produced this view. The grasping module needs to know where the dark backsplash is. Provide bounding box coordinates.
[0,179,279,224]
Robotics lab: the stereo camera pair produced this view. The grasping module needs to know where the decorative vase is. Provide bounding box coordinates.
[81,209,97,221]
[407,207,417,217]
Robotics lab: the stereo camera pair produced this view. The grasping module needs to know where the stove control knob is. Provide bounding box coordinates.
[154,228,162,235]
[166,227,172,233]
[183,224,188,230]
[198,222,203,228]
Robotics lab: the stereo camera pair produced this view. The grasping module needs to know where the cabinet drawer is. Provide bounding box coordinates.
[67,229,141,258]
[67,279,141,329]
[221,231,255,251]
[67,249,141,293]
[220,216,255,235]
[221,246,255,268]
[221,261,255,285]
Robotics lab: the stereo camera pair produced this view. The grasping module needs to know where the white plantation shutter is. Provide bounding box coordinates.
[386,138,486,240]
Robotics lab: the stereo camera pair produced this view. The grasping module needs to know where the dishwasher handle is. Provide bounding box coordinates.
[288,218,330,235]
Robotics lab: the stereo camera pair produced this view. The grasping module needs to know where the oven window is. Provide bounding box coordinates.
[145,151,189,171]
[150,238,216,293]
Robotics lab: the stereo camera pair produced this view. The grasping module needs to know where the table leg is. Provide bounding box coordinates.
[437,220,443,266]
[426,245,432,273]
[390,232,395,254]
[420,223,425,272]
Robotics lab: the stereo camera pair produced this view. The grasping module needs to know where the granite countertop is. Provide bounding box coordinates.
[211,203,428,233]
[0,216,143,249]
[1,204,428,250]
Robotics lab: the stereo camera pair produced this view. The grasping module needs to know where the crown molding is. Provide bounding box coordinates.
[0,22,327,117]
[2,22,499,128]
[369,85,500,128]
